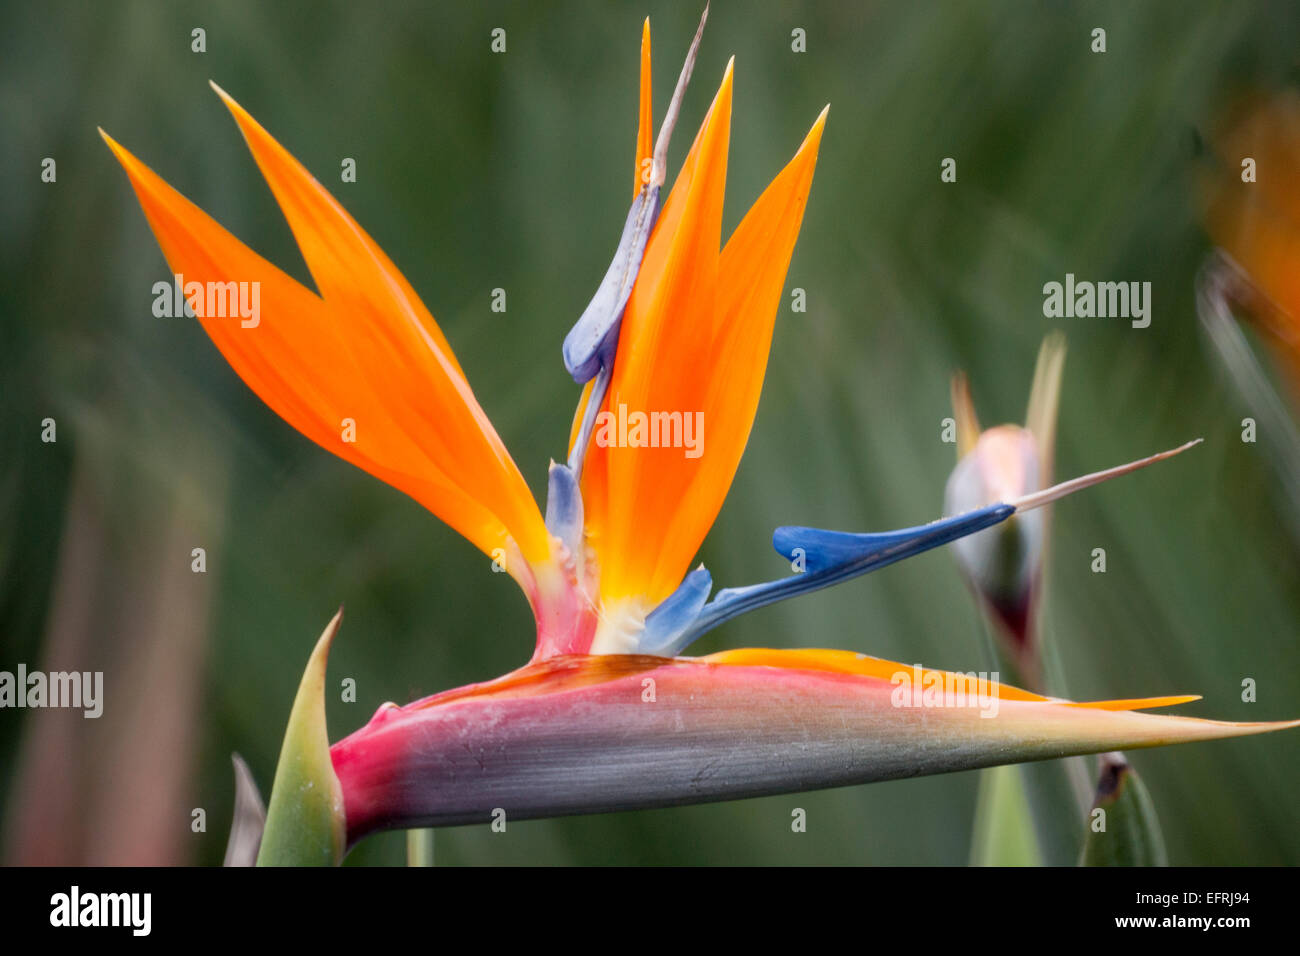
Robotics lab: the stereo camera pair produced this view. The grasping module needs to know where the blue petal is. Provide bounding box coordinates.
[667,503,1014,653]
[640,566,713,657]
[562,184,661,383]
[544,461,584,563]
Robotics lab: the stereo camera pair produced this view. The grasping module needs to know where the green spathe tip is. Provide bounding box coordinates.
[257,609,346,866]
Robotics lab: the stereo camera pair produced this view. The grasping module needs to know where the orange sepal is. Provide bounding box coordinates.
[101,97,551,570]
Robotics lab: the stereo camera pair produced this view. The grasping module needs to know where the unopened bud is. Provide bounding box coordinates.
[945,426,1045,636]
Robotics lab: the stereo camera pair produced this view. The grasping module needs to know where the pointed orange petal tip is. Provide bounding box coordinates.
[208,81,264,150]
[709,57,735,122]
[813,103,830,134]
[634,18,653,195]
[209,81,273,155]
[99,128,181,210]
[99,128,134,176]
[785,104,827,173]
[99,127,131,164]
[1068,694,1202,711]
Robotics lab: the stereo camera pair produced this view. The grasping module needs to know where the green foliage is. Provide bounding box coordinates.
[970,765,1043,866]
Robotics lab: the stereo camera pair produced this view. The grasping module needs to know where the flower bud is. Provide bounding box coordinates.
[945,426,1045,661]
[944,335,1065,685]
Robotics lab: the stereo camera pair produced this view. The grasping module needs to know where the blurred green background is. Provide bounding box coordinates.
[2,0,1298,865]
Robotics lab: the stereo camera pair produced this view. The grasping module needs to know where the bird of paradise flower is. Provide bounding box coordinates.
[102,11,1296,860]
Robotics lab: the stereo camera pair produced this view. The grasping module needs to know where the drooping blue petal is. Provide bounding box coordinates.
[562,184,661,384]
[562,184,662,477]
[664,504,1014,653]
[639,565,713,657]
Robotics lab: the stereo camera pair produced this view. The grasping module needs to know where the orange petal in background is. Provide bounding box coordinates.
[1203,90,1300,375]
